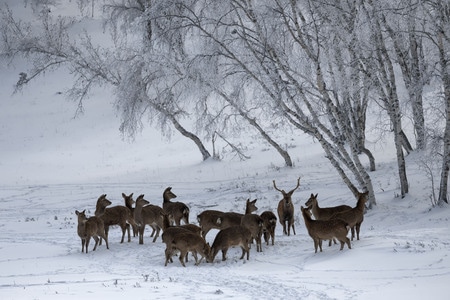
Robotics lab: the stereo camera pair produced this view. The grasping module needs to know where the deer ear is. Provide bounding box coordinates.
[314,193,318,198]
[251,199,257,203]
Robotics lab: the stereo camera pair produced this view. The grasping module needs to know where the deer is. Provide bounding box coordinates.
[95,194,136,244]
[240,199,264,252]
[260,211,277,246]
[197,198,258,238]
[300,206,351,253]
[122,192,138,237]
[329,191,369,241]
[304,193,352,246]
[164,230,210,267]
[162,224,202,264]
[162,187,190,226]
[304,193,352,221]
[274,177,300,236]
[134,194,169,244]
[208,225,252,263]
[75,210,109,253]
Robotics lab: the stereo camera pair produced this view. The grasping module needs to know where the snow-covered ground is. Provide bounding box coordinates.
[1,2,449,299]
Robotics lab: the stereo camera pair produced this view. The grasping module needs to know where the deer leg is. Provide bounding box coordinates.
[179,250,187,267]
[152,227,161,243]
[164,247,172,266]
[355,223,361,240]
[313,239,319,253]
[85,237,91,253]
[149,225,156,237]
[346,237,352,249]
[192,251,199,265]
[92,236,99,251]
[222,249,228,261]
[101,232,109,250]
[138,226,145,244]
[126,223,131,242]
[101,226,109,246]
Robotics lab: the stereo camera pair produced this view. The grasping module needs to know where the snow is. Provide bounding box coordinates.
[1,2,450,300]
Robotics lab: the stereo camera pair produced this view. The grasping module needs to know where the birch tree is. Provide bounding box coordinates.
[0,1,213,161]
[167,0,377,204]
[423,0,450,205]
[360,0,410,198]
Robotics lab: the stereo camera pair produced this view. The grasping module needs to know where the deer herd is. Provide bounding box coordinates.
[75,178,369,266]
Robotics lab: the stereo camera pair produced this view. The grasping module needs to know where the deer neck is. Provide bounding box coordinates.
[163,195,172,203]
[95,205,106,217]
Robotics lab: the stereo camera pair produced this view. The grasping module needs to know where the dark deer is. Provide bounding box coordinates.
[240,199,264,252]
[75,210,109,253]
[301,206,351,253]
[260,211,277,246]
[273,177,300,236]
[304,193,352,221]
[330,191,369,241]
[208,225,251,263]
[134,194,169,244]
[164,230,210,267]
[95,194,136,244]
[197,198,258,238]
[162,187,190,226]
[122,192,138,237]
[162,224,202,264]
[304,193,352,246]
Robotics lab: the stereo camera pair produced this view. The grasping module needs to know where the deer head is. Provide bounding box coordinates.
[163,187,177,202]
[273,177,301,204]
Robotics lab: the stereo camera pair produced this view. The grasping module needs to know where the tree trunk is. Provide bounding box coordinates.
[215,89,293,167]
[168,114,211,161]
[438,28,450,205]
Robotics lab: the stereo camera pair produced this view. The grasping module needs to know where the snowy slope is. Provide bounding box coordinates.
[0,2,449,299]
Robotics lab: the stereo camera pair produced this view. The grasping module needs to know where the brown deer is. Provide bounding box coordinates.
[300,206,351,253]
[162,224,203,264]
[240,199,264,252]
[304,193,352,221]
[330,191,369,241]
[260,211,277,246]
[197,198,258,238]
[134,194,169,244]
[95,194,136,244]
[122,192,138,237]
[164,231,210,267]
[304,193,352,246]
[274,177,300,236]
[208,225,252,262]
[75,210,109,253]
[162,187,190,226]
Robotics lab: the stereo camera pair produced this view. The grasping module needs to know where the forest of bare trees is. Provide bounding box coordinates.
[1,0,449,207]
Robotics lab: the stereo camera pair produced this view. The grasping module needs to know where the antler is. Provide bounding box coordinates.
[273,178,301,193]
[273,180,283,192]
[291,177,301,193]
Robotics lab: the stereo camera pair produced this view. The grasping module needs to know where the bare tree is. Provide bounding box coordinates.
[0,1,212,161]
[358,0,410,198]
[427,0,450,205]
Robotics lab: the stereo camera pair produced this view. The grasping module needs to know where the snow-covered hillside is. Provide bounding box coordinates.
[0,1,449,299]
